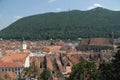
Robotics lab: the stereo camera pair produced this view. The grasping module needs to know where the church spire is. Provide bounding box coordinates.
[20,37,27,51]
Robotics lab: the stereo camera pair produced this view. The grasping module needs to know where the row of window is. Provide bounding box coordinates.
[0,67,21,72]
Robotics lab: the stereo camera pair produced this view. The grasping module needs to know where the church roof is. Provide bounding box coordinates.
[80,38,113,47]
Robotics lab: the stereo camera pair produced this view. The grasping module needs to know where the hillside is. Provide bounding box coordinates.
[0,7,120,40]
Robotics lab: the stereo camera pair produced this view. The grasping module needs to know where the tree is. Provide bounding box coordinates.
[38,76,43,80]
[23,65,39,79]
[0,77,3,80]
[67,57,101,80]
[4,74,11,80]
[24,66,32,76]
[111,50,120,80]
[41,68,52,80]
[99,46,120,80]
[1,8,120,40]
[99,62,114,80]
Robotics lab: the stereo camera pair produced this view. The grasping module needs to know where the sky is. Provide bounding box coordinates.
[0,0,120,30]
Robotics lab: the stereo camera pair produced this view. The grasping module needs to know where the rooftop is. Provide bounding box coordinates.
[80,38,113,46]
[0,51,30,68]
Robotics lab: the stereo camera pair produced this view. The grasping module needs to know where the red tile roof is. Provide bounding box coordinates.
[46,54,53,71]
[0,62,23,68]
[4,50,15,54]
[0,51,29,68]
[1,52,29,62]
[80,38,113,46]
[48,46,61,52]
[89,38,112,46]
[41,46,61,52]
[67,51,83,54]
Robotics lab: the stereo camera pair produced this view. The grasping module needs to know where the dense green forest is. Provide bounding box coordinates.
[0,7,120,40]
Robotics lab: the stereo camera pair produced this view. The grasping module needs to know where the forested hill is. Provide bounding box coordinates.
[0,7,120,40]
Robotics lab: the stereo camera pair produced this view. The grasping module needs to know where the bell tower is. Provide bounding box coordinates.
[20,38,27,51]
[109,32,114,45]
[109,32,115,52]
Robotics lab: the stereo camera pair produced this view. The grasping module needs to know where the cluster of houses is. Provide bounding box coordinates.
[0,33,119,80]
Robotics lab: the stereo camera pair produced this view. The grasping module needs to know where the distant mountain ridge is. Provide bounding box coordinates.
[0,7,120,40]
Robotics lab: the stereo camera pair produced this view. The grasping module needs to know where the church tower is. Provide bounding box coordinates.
[109,32,114,45]
[109,32,116,52]
[20,38,27,51]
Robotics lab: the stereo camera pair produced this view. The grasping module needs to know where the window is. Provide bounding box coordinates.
[12,68,14,71]
[15,68,17,71]
[18,72,20,75]
[18,68,20,71]
[5,68,7,71]
[9,68,11,71]
[2,69,4,71]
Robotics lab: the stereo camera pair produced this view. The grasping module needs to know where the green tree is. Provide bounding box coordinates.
[0,77,3,80]
[4,74,11,80]
[99,62,113,80]
[112,50,120,80]
[67,57,101,80]
[23,65,39,79]
[41,68,52,80]
[24,66,32,76]
[1,7,120,40]
[38,76,43,80]
[99,47,120,80]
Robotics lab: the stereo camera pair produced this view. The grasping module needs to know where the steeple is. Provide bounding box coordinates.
[109,32,114,45]
[20,38,27,51]
[109,32,116,53]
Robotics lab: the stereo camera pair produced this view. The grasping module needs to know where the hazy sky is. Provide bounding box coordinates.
[0,0,120,30]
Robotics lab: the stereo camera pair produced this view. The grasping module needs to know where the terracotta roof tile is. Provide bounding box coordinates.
[67,51,83,54]
[0,51,30,68]
[42,46,61,52]
[0,62,23,68]
[1,52,29,62]
[46,54,53,71]
[48,46,61,52]
[81,38,113,46]
[89,38,112,46]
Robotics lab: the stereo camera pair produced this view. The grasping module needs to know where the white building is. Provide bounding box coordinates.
[20,40,27,51]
